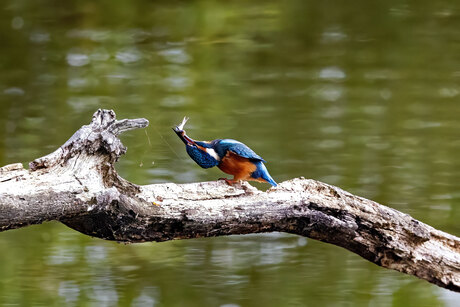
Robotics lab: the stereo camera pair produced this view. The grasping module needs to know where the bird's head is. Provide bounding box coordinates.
[173,118,220,169]
[173,117,194,145]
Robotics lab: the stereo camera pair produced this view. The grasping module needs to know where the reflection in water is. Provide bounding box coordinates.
[85,245,108,263]
[58,280,80,306]
[1,0,460,306]
[90,281,119,307]
[47,246,78,265]
[132,288,157,307]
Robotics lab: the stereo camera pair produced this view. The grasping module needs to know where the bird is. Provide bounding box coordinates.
[173,117,277,186]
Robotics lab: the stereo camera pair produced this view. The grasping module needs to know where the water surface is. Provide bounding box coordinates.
[1,1,460,306]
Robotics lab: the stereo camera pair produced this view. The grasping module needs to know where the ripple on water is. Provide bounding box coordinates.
[160,95,190,107]
[11,16,24,30]
[90,282,118,306]
[85,245,108,264]
[321,106,344,119]
[163,75,191,91]
[116,47,142,64]
[67,29,111,42]
[132,288,157,307]
[3,87,25,96]
[315,139,344,149]
[30,30,50,43]
[318,66,346,81]
[159,47,191,64]
[58,281,80,305]
[438,87,459,98]
[47,246,78,265]
[89,48,111,62]
[68,77,100,90]
[67,52,90,67]
[311,85,344,102]
[402,119,441,129]
[321,28,348,43]
[67,96,104,111]
[320,125,342,134]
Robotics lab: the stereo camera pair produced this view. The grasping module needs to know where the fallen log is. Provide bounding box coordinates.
[0,109,458,292]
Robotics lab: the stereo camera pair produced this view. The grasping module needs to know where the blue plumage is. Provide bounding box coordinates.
[186,145,219,169]
[214,139,265,162]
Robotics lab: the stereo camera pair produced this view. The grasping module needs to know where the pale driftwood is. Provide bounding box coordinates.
[0,109,459,292]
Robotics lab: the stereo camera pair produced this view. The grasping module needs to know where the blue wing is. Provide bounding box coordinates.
[216,139,266,162]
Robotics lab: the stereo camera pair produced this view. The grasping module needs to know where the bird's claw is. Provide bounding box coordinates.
[218,178,236,185]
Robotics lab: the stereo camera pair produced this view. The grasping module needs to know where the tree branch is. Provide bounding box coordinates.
[0,109,458,292]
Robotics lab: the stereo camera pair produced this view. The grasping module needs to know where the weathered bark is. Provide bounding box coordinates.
[0,109,459,292]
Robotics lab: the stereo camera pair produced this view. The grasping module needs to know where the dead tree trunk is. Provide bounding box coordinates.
[0,109,459,292]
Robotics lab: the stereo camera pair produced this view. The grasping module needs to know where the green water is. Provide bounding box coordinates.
[1,0,460,306]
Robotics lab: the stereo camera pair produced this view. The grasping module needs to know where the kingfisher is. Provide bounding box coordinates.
[173,117,277,186]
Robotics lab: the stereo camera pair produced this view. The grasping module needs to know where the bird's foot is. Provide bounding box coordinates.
[218,178,239,186]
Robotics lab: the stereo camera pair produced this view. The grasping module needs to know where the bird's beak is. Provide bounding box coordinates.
[173,127,195,145]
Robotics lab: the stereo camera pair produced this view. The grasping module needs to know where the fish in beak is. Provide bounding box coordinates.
[173,116,195,145]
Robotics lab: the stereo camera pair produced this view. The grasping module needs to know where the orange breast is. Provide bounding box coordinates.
[218,151,256,180]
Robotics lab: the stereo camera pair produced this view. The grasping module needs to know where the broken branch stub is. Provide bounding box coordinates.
[29,109,149,171]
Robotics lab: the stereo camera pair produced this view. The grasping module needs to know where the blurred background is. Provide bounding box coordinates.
[1,0,460,306]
